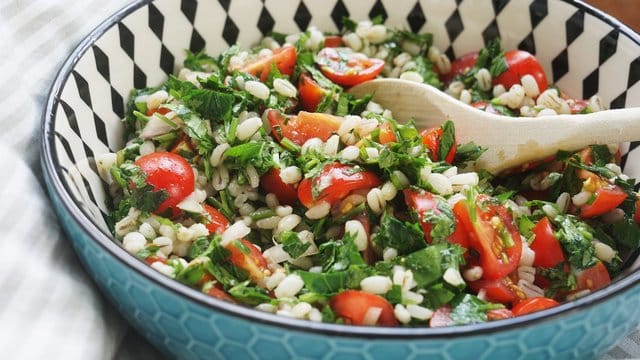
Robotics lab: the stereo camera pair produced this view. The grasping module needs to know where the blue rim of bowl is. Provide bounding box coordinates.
[41,0,640,339]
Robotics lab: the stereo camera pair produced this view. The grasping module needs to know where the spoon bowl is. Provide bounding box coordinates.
[349,78,640,174]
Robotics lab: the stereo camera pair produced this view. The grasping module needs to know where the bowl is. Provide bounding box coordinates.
[41,0,640,358]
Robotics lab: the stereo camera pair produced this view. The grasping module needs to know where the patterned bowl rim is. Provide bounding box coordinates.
[41,0,640,339]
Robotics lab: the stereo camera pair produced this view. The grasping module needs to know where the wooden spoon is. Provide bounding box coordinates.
[349,78,640,174]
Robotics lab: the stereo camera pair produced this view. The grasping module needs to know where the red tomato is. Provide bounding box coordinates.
[442,51,478,83]
[579,185,627,218]
[453,196,523,280]
[469,277,524,305]
[330,290,398,326]
[240,46,297,82]
[494,50,548,93]
[206,286,236,303]
[530,217,565,268]
[575,261,611,292]
[227,239,268,284]
[260,168,299,206]
[487,308,514,321]
[403,189,469,251]
[316,47,385,87]
[420,127,456,164]
[298,73,329,112]
[378,121,397,144]
[135,152,195,216]
[429,306,454,327]
[323,35,343,48]
[512,297,559,316]
[443,50,548,94]
[144,255,167,266]
[267,109,342,146]
[297,163,381,208]
[203,204,230,234]
[146,106,171,117]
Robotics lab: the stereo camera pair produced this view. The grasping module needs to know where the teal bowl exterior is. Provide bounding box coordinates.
[41,0,640,359]
[43,170,640,359]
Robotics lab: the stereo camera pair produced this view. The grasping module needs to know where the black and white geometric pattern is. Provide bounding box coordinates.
[45,0,640,236]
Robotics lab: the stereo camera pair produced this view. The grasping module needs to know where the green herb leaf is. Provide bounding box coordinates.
[280,231,312,259]
[372,209,426,255]
[228,281,272,305]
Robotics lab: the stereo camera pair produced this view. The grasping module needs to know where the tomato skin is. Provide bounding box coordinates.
[144,255,167,266]
[575,261,611,292]
[240,46,297,82]
[298,73,328,112]
[579,186,627,218]
[512,297,559,316]
[453,196,522,280]
[146,106,171,117]
[404,189,469,251]
[494,50,548,92]
[442,51,478,83]
[420,127,456,164]
[260,168,299,206]
[316,47,385,87]
[227,239,268,284]
[298,163,382,208]
[203,204,230,234]
[530,217,565,268]
[267,109,342,146]
[134,152,195,216]
[323,35,343,48]
[206,286,236,303]
[444,50,548,94]
[469,277,524,305]
[330,290,398,326]
[378,121,397,144]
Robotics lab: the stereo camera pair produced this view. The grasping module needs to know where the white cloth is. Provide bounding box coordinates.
[0,0,637,359]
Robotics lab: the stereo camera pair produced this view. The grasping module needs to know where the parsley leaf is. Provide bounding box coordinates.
[317,232,365,272]
[184,49,219,72]
[280,231,311,259]
[228,281,272,306]
[372,209,426,255]
[449,294,502,325]
[551,214,598,269]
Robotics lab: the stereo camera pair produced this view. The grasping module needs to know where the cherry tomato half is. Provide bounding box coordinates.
[298,73,329,112]
[441,51,478,84]
[240,46,297,82]
[227,239,269,284]
[267,109,343,146]
[579,185,627,218]
[575,261,611,292]
[323,35,343,48]
[134,152,195,216]
[493,50,548,93]
[378,121,397,145]
[330,290,398,326]
[203,204,230,234]
[469,277,524,305]
[420,127,456,164]
[260,168,299,206]
[444,49,548,94]
[453,195,523,280]
[530,217,565,268]
[316,47,385,87]
[404,189,469,251]
[511,297,559,316]
[297,163,381,208]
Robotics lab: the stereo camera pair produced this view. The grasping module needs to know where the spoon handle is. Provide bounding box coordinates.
[475,107,640,174]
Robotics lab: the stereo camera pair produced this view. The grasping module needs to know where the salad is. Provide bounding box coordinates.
[97,18,640,327]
